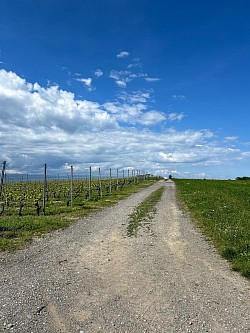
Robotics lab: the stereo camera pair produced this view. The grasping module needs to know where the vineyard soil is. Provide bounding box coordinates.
[0,180,249,332]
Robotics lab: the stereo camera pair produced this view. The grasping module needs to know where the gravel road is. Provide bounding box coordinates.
[0,180,249,333]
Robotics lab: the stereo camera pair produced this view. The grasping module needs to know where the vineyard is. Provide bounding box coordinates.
[0,164,150,217]
[0,162,157,251]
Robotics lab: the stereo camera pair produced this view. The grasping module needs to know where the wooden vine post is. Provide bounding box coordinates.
[88,167,92,200]
[43,163,47,215]
[109,168,112,194]
[98,167,102,198]
[70,165,73,207]
[116,169,119,190]
[0,161,6,214]
[0,160,6,199]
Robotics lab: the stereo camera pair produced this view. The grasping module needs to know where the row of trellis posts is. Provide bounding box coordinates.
[0,161,149,216]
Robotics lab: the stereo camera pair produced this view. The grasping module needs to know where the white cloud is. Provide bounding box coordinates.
[94,69,103,77]
[76,77,94,91]
[103,101,165,126]
[145,77,161,82]
[224,136,238,142]
[172,94,186,101]
[168,112,185,121]
[118,90,151,103]
[109,70,131,80]
[117,51,130,58]
[104,101,146,117]
[241,152,250,158]
[0,69,249,178]
[116,80,127,88]
[109,70,132,88]
[129,72,147,79]
[128,58,141,68]
[139,110,166,126]
[159,151,205,163]
[157,136,241,166]
[0,69,116,133]
[109,69,148,88]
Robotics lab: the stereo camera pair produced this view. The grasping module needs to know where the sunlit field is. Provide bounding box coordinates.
[175,179,250,278]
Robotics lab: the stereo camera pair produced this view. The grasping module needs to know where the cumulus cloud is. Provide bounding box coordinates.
[0,69,116,133]
[0,69,249,178]
[157,134,241,166]
[159,151,206,163]
[139,110,166,126]
[103,101,166,126]
[104,101,145,120]
[117,51,130,58]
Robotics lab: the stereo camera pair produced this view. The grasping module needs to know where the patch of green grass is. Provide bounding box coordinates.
[127,186,165,236]
[0,179,159,252]
[175,179,250,279]
[0,215,72,251]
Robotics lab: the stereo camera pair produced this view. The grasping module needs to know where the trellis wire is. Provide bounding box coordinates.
[0,161,150,217]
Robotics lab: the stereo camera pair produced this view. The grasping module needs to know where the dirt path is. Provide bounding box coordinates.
[0,180,249,332]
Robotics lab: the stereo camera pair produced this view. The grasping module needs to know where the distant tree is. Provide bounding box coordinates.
[169,174,173,179]
[236,176,250,180]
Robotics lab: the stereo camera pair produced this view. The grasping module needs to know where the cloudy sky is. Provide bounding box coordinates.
[1,0,250,179]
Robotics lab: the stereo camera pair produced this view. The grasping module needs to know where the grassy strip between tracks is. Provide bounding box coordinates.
[175,179,250,279]
[0,179,159,252]
[127,186,165,237]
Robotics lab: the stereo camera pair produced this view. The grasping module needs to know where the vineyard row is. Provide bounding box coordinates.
[0,162,152,217]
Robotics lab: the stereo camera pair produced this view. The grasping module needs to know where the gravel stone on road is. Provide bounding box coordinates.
[0,180,249,332]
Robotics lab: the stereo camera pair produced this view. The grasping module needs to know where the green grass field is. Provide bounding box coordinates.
[175,179,250,278]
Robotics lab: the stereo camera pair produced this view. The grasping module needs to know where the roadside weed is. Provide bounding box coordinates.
[127,186,165,236]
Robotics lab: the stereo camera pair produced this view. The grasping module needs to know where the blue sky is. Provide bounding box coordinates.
[1,0,250,179]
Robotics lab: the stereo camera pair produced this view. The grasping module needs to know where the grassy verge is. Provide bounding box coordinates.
[175,179,250,278]
[0,179,159,252]
[127,186,165,236]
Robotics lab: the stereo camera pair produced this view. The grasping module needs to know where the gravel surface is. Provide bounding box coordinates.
[0,180,249,333]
